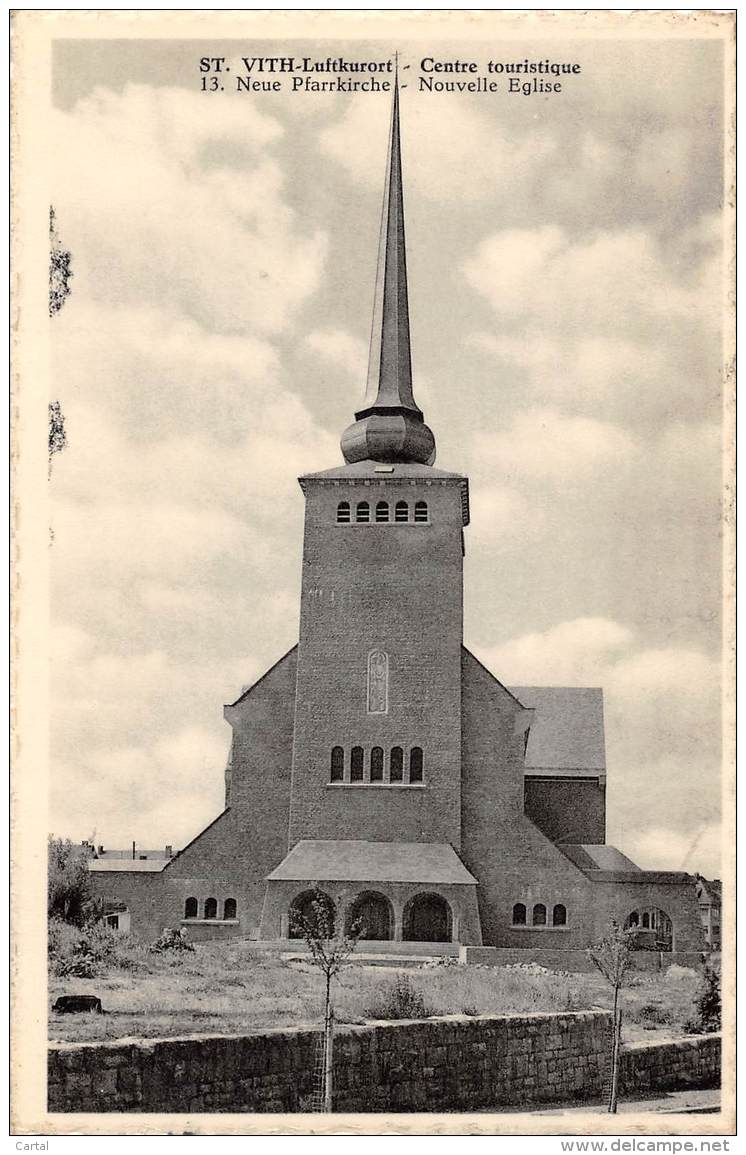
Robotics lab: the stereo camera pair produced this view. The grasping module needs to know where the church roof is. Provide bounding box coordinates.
[266,840,477,885]
[89,858,169,873]
[509,686,606,773]
[559,844,641,872]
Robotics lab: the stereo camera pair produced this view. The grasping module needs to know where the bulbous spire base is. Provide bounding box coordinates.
[341,410,436,466]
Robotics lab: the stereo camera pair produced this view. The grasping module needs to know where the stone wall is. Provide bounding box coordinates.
[460,947,705,973]
[50,1011,611,1113]
[48,1014,720,1114]
[619,1035,721,1095]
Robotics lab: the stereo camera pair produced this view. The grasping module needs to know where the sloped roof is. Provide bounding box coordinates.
[267,840,477,885]
[559,844,641,872]
[89,858,168,873]
[509,686,605,772]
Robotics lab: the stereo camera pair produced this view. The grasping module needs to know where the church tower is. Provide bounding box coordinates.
[287,78,470,851]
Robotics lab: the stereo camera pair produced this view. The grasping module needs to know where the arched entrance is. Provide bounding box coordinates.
[346,891,393,941]
[288,889,335,940]
[403,892,452,943]
[624,907,673,951]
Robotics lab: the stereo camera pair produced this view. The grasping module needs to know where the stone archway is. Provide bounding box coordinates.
[624,907,673,951]
[288,889,335,940]
[346,891,393,941]
[403,892,452,943]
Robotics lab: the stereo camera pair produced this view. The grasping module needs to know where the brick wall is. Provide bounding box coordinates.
[289,475,465,848]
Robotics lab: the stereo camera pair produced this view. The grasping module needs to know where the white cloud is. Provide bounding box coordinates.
[52,85,327,336]
[469,407,637,483]
[319,95,557,203]
[306,327,368,379]
[463,224,717,333]
[473,616,722,876]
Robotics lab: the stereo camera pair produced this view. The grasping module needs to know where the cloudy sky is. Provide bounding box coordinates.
[49,31,726,876]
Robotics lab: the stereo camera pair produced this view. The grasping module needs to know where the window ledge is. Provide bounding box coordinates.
[326,782,426,789]
[510,924,570,931]
[181,919,239,925]
[336,523,430,528]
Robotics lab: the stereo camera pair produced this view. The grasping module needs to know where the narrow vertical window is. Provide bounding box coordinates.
[337,501,350,523]
[409,747,423,783]
[224,898,237,920]
[390,746,404,782]
[370,747,384,782]
[552,903,567,927]
[184,897,198,919]
[414,500,428,523]
[394,501,409,523]
[350,746,364,782]
[204,897,218,920]
[532,903,547,927]
[367,650,389,714]
[375,501,389,523]
[512,903,526,926]
[330,746,344,782]
[356,501,370,523]
[642,912,650,929]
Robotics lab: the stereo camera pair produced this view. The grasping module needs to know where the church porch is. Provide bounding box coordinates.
[259,839,482,946]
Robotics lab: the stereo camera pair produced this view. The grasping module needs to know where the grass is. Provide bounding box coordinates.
[48,935,705,1047]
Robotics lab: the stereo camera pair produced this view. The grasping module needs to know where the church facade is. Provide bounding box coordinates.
[90,83,704,962]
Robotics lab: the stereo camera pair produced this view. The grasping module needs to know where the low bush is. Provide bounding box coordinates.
[149,928,195,954]
[49,919,149,977]
[366,973,431,1020]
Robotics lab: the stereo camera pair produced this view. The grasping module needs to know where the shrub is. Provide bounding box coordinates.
[637,1002,674,1028]
[367,973,431,1021]
[150,927,195,954]
[48,837,94,926]
[694,964,721,1032]
[49,920,148,976]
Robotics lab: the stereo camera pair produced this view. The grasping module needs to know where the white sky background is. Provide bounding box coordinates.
[49,36,725,877]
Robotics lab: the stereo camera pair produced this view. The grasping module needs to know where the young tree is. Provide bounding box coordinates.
[48,836,93,926]
[290,888,363,1112]
[587,919,635,1113]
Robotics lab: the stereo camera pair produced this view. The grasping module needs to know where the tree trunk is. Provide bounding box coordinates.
[608,998,622,1113]
[324,973,333,1112]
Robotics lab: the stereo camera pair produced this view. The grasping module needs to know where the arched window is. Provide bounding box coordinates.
[375,501,389,523]
[370,747,384,782]
[337,501,350,524]
[204,897,218,920]
[394,501,409,523]
[553,903,567,926]
[512,902,527,926]
[532,903,547,926]
[356,501,370,523]
[184,897,198,919]
[642,912,650,929]
[350,746,364,782]
[390,746,404,782]
[409,747,423,783]
[224,898,237,920]
[330,746,344,782]
[414,500,428,523]
[628,910,640,927]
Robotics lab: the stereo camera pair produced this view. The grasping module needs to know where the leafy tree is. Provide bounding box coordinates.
[47,836,93,926]
[588,919,635,1112]
[290,888,363,1112]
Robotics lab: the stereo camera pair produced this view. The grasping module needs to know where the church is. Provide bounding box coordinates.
[90,82,704,964]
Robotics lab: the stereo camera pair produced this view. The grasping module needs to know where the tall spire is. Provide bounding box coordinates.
[341,68,436,466]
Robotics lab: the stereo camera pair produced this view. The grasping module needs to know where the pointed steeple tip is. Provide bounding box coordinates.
[341,74,436,467]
